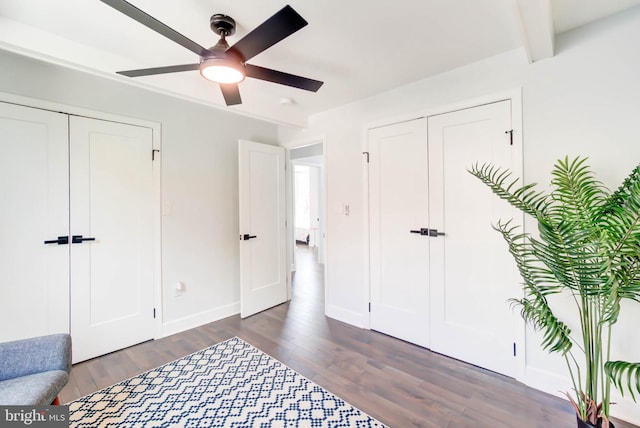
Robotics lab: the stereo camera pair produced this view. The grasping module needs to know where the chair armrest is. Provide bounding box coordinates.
[0,334,72,381]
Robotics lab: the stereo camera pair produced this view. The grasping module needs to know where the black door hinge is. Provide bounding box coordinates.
[505,130,513,146]
[368,302,371,312]
[363,152,370,163]
[152,149,160,160]
[513,342,517,356]
[153,308,156,319]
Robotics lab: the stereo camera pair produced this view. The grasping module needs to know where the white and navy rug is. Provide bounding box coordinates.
[68,337,386,427]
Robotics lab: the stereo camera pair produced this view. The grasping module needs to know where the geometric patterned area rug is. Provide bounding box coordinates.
[68,337,387,427]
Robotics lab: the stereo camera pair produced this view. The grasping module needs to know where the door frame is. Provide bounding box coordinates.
[281,136,327,305]
[363,88,525,380]
[0,91,164,340]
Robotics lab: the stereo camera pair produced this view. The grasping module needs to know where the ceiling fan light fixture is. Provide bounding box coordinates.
[199,57,245,84]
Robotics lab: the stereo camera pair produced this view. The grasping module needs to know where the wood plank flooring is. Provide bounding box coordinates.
[60,246,638,428]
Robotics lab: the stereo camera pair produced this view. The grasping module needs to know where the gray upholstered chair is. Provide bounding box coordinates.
[0,334,72,405]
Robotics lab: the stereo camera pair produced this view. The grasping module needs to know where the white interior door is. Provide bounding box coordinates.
[70,116,154,363]
[239,140,287,318]
[0,102,69,341]
[368,118,430,348]
[428,100,518,377]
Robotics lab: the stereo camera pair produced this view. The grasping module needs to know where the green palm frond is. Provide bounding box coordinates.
[511,295,573,354]
[601,164,640,217]
[549,157,607,228]
[494,220,561,295]
[600,291,622,325]
[468,163,549,218]
[532,220,605,293]
[599,165,640,303]
[605,361,640,401]
[494,221,572,354]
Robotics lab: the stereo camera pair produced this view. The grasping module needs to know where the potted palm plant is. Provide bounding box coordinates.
[469,156,640,428]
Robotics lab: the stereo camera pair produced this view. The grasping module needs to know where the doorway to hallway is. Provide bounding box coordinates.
[288,142,325,309]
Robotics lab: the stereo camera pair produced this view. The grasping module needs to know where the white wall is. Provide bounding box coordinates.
[279,7,640,424]
[0,50,279,336]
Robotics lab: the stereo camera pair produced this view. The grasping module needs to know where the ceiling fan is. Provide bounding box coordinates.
[99,0,324,106]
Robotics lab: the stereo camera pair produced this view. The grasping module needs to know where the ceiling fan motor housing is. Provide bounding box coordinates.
[208,14,244,63]
[210,14,236,37]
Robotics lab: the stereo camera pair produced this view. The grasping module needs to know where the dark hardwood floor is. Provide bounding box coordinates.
[60,246,638,428]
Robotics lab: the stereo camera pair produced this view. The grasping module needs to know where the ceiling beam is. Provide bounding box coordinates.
[512,0,555,63]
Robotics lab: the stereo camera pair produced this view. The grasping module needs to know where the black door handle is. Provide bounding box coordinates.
[72,235,96,244]
[44,236,69,245]
[409,228,445,237]
[428,229,446,237]
[409,228,429,236]
[242,234,257,241]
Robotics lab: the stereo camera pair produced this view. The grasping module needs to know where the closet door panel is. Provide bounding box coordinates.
[69,116,154,362]
[0,102,69,341]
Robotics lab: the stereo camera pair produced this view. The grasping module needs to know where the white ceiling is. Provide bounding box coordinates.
[0,0,638,127]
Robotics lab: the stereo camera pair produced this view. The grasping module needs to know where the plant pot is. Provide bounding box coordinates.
[576,415,615,428]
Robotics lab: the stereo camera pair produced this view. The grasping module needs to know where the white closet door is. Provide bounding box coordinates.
[428,100,518,377]
[0,102,69,341]
[368,118,430,348]
[70,116,154,362]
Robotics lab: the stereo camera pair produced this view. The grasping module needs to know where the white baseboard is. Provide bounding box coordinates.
[523,365,640,425]
[523,365,571,399]
[161,302,239,338]
[610,398,640,426]
[325,304,368,328]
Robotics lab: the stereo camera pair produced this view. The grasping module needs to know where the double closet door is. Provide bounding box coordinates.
[369,100,519,377]
[0,102,155,363]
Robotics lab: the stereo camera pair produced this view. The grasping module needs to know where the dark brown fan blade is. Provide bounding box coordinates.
[100,0,212,57]
[220,84,242,105]
[226,5,307,62]
[245,64,323,92]
[117,63,200,77]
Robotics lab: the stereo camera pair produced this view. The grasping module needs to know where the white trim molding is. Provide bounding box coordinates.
[326,304,369,329]
[161,302,240,338]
